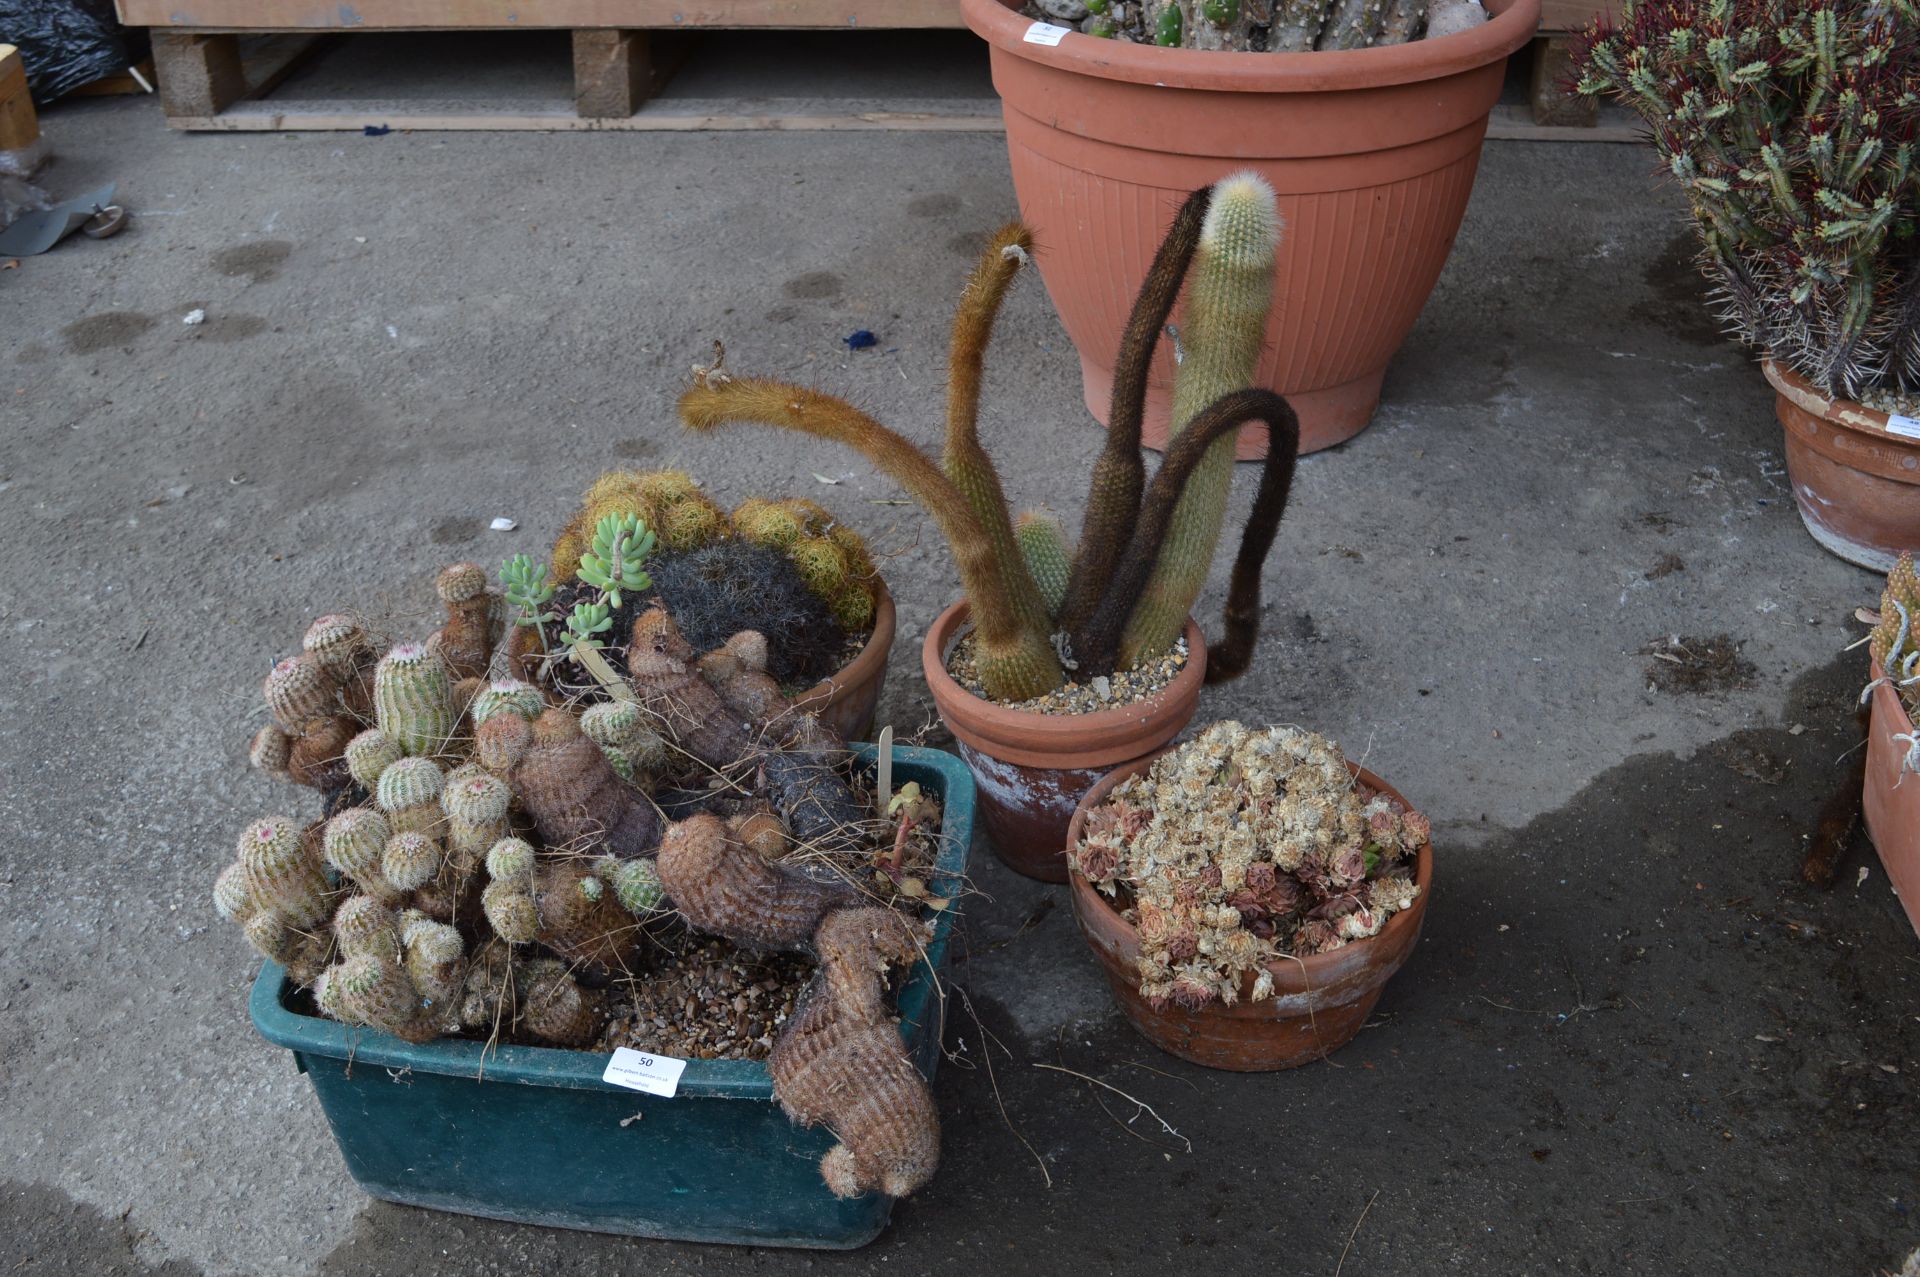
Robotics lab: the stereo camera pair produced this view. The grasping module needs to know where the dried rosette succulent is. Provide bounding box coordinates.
[1073,721,1427,1010]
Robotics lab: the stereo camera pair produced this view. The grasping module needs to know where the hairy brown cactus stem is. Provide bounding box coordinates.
[678,376,1063,702]
[655,812,855,949]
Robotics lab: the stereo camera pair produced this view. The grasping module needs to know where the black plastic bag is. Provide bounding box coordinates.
[0,0,150,103]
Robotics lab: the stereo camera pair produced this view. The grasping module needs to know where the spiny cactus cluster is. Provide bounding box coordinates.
[1575,0,1920,401]
[1028,0,1488,49]
[1868,551,1920,720]
[1073,722,1427,1008]
[221,555,951,1198]
[681,173,1305,703]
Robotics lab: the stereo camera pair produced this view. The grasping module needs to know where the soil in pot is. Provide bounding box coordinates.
[1066,726,1433,1070]
[922,601,1207,882]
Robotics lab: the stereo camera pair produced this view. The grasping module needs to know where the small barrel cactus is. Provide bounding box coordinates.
[373,642,455,757]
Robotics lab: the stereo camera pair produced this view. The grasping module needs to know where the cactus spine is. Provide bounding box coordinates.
[1119,173,1280,669]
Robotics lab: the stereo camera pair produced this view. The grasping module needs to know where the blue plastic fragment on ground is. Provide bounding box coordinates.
[363,125,392,137]
[843,329,877,350]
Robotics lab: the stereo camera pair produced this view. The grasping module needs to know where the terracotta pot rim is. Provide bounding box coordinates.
[1762,357,1920,447]
[790,577,896,713]
[961,0,1539,95]
[1064,746,1435,992]
[919,600,1209,752]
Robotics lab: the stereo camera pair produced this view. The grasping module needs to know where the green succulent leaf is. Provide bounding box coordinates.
[577,512,657,609]
[561,600,614,653]
[500,554,557,626]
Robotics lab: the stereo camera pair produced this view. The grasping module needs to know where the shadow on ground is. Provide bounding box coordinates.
[3,650,1876,1276]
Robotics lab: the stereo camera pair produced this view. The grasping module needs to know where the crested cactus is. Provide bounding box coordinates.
[680,174,1302,700]
[656,813,856,949]
[476,707,661,857]
[768,906,940,1199]
[1574,0,1920,400]
[373,642,455,757]
[625,609,752,770]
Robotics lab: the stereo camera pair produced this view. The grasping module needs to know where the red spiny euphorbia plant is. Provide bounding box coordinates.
[680,175,1303,704]
[1574,0,1920,399]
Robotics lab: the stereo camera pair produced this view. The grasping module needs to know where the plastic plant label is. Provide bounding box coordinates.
[1885,414,1920,441]
[603,1047,687,1098]
[1023,20,1073,45]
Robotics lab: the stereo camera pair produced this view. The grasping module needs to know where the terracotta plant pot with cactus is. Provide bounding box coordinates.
[1066,724,1433,1070]
[512,469,897,741]
[1575,0,1920,570]
[1864,553,1920,940]
[680,175,1306,879]
[962,0,1539,458]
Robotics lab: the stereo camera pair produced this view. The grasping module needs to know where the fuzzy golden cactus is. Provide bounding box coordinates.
[769,907,939,1200]
[732,497,881,632]
[656,813,855,949]
[1869,552,1920,715]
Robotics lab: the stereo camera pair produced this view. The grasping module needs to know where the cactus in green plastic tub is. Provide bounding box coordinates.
[376,755,446,837]
[441,770,511,867]
[373,642,454,757]
[679,175,1303,700]
[432,562,496,681]
[469,677,544,729]
[217,816,335,983]
[322,807,400,902]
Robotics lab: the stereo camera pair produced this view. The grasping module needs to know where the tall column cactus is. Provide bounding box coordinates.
[1119,172,1280,669]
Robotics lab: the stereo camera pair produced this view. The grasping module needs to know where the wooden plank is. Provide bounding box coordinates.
[153,32,248,118]
[1538,0,1617,31]
[118,0,961,32]
[572,29,651,118]
[1529,36,1596,128]
[163,102,1006,130]
[0,45,38,152]
[67,58,157,97]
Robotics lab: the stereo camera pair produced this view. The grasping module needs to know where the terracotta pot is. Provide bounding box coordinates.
[1065,750,1432,1070]
[920,601,1205,882]
[961,0,1539,458]
[789,579,896,743]
[1864,662,1920,941]
[1764,359,1920,571]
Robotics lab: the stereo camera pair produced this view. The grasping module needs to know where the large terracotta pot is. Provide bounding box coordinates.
[961,0,1539,458]
[1066,749,1432,1070]
[1764,360,1920,572]
[1864,662,1920,941]
[921,601,1205,882]
[790,579,897,743]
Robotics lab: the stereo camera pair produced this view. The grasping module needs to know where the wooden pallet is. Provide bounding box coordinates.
[130,0,963,127]
[1526,0,1622,130]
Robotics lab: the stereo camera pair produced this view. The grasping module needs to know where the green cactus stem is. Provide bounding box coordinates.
[1014,512,1072,623]
[331,953,436,1042]
[376,756,446,836]
[382,831,443,893]
[333,895,400,959]
[343,729,403,792]
[607,856,667,917]
[1120,172,1279,669]
[373,643,455,757]
[442,771,511,863]
[322,807,399,902]
[263,654,338,733]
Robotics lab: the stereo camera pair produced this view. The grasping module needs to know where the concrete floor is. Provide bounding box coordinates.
[4,72,1917,1276]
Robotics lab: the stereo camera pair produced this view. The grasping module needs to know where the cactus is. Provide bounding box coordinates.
[552,469,728,579]
[694,632,787,725]
[656,813,856,949]
[373,642,455,757]
[475,707,662,857]
[1119,173,1280,668]
[625,609,752,770]
[238,816,331,929]
[1869,552,1920,716]
[322,807,400,901]
[1014,512,1072,621]
[580,699,672,777]
[679,174,1303,699]
[1088,0,1433,46]
[732,497,882,633]
[1574,0,1920,400]
[333,895,400,959]
[330,952,437,1042]
[401,910,467,1009]
[343,728,403,792]
[768,906,939,1199]
[442,770,511,864]
[605,855,668,916]
[376,756,446,836]
[518,957,603,1046]
[470,677,545,728]
[381,831,443,892]
[433,562,495,680]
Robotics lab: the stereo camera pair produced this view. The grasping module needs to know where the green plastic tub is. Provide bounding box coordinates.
[250,742,973,1249]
